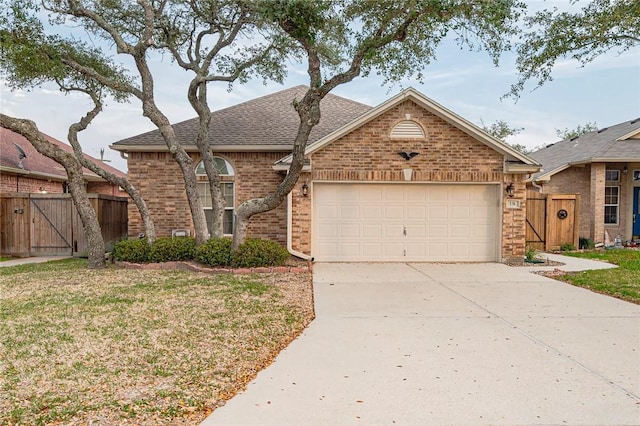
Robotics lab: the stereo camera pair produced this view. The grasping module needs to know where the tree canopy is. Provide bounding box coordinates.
[512,0,640,95]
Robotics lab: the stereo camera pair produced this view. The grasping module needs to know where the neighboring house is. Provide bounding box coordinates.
[111,85,540,262]
[0,127,126,195]
[529,118,640,245]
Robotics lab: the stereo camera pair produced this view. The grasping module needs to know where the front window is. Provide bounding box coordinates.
[196,158,234,235]
[605,170,620,182]
[604,186,619,225]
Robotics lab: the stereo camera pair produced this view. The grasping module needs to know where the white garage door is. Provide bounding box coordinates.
[313,183,499,262]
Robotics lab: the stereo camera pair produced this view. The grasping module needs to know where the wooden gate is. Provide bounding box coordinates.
[1,193,128,257]
[30,194,74,256]
[526,191,579,251]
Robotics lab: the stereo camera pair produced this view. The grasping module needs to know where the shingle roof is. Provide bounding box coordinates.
[111,85,373,149]
[0,127,126,181]
[529,118,640,180]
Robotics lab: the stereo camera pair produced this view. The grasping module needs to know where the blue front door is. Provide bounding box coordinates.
[634,187,640,240]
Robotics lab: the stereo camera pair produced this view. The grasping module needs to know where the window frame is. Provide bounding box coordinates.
[604,185,620,225]
[605,169,620,182]
[196,158,235,235]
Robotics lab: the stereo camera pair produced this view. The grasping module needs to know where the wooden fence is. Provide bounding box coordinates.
[526,190,579,251]
[1,193,128,257]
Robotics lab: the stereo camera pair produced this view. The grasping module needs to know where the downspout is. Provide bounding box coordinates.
[287,192,312,260]
[531,179,543,193]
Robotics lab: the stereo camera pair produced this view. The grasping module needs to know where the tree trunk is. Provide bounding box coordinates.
[66,95,157,244]
[232,92,318,250]
[188,81,225,238]
[134,57,211,244]
[0,114,106,268]
[66,164,106,268]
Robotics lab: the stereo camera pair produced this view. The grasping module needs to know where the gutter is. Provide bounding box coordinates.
[286,192,312,260]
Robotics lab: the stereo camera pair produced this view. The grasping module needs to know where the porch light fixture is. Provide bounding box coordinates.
[623,165,629,174]
[301,182,309,197]
[505,183,515,198]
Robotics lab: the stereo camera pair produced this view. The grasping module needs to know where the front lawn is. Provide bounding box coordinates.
[556,249,640,304]
[0,259,314,425]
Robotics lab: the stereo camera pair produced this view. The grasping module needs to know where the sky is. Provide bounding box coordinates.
[1,2,639,173]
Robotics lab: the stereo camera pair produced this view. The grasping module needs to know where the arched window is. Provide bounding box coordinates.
[390,120,425,139]
[196,157,235,235]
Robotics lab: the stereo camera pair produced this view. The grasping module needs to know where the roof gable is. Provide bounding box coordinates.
[529,118,640,181]
[278,87,539,169]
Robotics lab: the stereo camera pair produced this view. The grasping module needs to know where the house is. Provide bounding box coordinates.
[0,127,127,195]
[111,85,540,262]
[529,119,640,245]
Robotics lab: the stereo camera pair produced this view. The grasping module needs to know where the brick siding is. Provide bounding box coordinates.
[0,173,64,193]
[126,151,288,243]
[290,99,524,261]
[541,163,635,244]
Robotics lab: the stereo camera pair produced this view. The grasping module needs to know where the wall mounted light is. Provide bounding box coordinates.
[301,182,309,197]
[505,183,515,198]
[623,165,629,174]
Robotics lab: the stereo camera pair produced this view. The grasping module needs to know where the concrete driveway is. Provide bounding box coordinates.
[203,260,640,425]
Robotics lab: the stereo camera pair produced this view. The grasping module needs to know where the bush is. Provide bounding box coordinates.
[579,237,595,250]
[112,238,151,263]
[195,238,233,267]
[149,237,196,262]
[559,242,576,251]
[231,239,289,268]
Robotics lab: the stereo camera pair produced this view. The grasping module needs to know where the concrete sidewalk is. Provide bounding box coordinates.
[0,256,71,268]
[202,256,638,425]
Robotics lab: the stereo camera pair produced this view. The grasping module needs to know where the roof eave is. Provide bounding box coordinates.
[0,166,67,182]
[504,162,541,174]
[110,144,293,153]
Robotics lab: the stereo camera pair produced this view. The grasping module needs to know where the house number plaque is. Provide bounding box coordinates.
[557,209,568,219]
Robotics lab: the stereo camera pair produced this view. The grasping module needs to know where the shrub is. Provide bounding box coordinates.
[524,246,538,261]
[195,238,233,267]
[112,238,151,263]
[559,242,576,251]
[149,237,196,262]
[231,239,289,268]
[579,237,595,250]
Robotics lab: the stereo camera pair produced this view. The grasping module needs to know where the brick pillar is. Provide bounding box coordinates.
[590,163,605,243]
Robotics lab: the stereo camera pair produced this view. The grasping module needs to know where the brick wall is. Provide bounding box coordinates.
[0,173,64,193]
[87,181,127,197]
[542,163,636,243]
[126,151,288,243]
[290,99,523,261]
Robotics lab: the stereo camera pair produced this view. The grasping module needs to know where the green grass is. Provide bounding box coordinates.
[557,249,640,304]
[0,259,313,425]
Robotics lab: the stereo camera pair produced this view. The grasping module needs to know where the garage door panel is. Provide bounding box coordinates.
[384,224,403,238]
[340,224,360,238]
[313,184,498,262]
[429,206,448,220]
[384,205,404,220]
[452,205,471,219]
[318,205,338,219]
[428,224,448,239]
[407,206,426,219]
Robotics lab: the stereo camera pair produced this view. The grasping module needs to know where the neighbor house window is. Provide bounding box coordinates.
[605,170,620,182]
[604,186,619,225]
[196,158,234,235]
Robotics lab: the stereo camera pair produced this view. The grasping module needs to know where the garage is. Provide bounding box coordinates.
[312,183,500,262]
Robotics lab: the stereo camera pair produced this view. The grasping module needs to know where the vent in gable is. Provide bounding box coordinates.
[390,120,425,139]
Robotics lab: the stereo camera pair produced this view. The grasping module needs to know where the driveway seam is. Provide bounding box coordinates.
[408,263,640,402]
